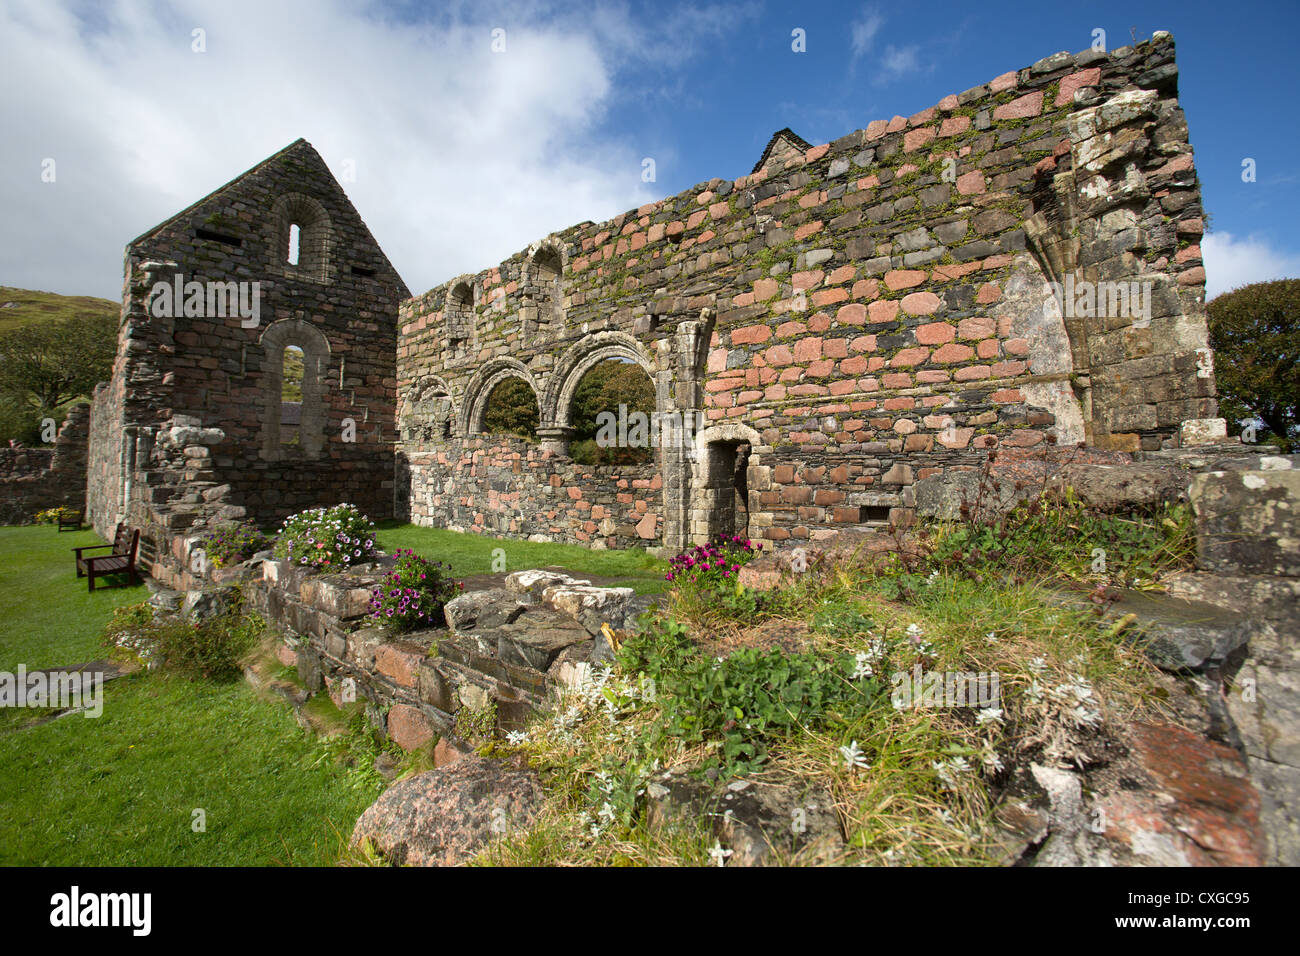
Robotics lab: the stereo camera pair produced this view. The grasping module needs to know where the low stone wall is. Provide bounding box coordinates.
[238,558,652,752]
[400,435,664,549]
[0,403,90,525]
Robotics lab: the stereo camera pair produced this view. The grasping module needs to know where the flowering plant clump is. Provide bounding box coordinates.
[203,520,272,569]
[34,506,78,524]
[369,548,462,631]
[274,503,379,570]
[665,534,761,590]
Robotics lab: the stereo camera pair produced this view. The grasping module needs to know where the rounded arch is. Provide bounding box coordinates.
[692,422,764,458]
[461,358,540,436]
[269,193,333,282]
[443,276,475,347]
[259,318,332,459]
[544,331,658,427]
[402,374,456,442]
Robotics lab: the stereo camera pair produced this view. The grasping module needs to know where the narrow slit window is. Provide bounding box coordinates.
[287,223,301,265]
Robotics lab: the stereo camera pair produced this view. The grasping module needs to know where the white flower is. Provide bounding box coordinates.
[708,842,733,867]
[985,631,998,643]
[976,707,1003,725]
[932,756,970,790]
[505,730,528,745]
[981,746,1005,773]
[840,740,871,771]
[597,801,616,825]
[850,652,874,680]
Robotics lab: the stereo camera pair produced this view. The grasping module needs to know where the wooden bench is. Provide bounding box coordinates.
[73,524,140,592]
[57,509,82,532]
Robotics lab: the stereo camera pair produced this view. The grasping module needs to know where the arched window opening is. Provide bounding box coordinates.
[482,378,539,441]
[280,345,304,448]
[259,318,329,461]
[526,246,563,336]
[568,358,655,465]
[446,282,473,346]
[270,193,332,283]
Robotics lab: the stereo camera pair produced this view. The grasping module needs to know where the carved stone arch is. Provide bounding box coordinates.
[403,374,456,442]
[461,358,540,435]
[269,193,333,283]
[544,331,659,428]
[259,318,331,460]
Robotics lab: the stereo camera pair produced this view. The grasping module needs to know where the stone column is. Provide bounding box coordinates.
[536,425,574,457]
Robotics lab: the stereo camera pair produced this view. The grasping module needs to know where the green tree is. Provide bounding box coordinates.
[482,377,539,440]
[569,359,655,465]
[1206,278,1300,451]
[0,312,116,415]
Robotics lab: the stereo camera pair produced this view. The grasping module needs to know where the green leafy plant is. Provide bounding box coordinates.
[368,548,462,630]
[618,615,877,777]
[275,503,378,571]
[101,597,263,681]
[203,519,272,569]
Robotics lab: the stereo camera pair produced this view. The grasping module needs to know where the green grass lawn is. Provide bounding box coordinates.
[0,525,149,671]
[0,521,667,865]
[0,674,378,865]
[374,521,669,594]
[0,524,378,865]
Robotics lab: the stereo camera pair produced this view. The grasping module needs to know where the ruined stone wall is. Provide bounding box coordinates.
[397,34,1214,551]
[86,140,409,580]
[400,435,664,547]
[0,403,91,524]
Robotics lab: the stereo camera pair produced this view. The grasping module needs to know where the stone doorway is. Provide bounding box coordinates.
[697,439,752,542]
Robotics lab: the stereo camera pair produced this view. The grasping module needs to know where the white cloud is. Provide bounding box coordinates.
[876,43,924,83]
[850,7,884,59]
[1202,232,1300,300]
[0,0,676,298]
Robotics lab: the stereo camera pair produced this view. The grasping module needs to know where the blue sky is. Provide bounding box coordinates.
[2,0,1297,299]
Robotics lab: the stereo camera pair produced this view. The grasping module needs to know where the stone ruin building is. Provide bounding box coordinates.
[41,31,1298,866]
[82,32,1222,587]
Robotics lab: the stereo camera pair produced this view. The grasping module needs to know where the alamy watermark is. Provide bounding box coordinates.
[595,404,708,460]
[0,666,103,717]
[1049,275,1152,326]
[149,273,261,328]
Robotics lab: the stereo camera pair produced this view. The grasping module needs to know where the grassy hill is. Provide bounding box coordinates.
[0,286,119,333]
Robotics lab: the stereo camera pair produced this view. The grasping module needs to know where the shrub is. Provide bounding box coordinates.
[100,598,262,681]
[618,615,876,777]
[203,520,272,569]
[368,548,462,631]
[274,503,378,571]
[34,506,78,524]
[665,534,761,589]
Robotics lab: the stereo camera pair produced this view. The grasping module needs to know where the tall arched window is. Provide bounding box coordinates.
[259,319,331,460]
[270,193,332,283]
[445,281,473,347]
[527,246,563,336]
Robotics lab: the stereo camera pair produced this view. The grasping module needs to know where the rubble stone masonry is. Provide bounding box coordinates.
[85,34,1216,569]
[398,34,1215,553]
